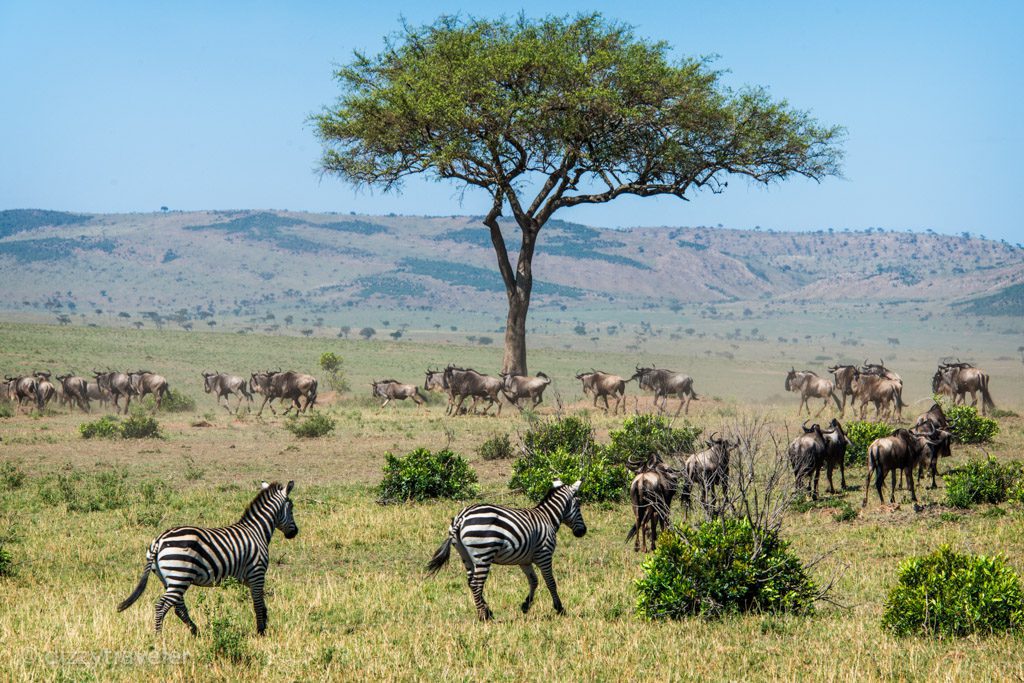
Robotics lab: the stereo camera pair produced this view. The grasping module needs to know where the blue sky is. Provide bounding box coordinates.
[1,1,1021,240]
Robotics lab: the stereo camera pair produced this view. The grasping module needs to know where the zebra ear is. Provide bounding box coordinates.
[552,479,564,488]
[261,481,270,490]
[285,480,295,495]
[570,480,582,493]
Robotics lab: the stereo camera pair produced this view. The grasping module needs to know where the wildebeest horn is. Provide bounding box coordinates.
[802,420,812,432]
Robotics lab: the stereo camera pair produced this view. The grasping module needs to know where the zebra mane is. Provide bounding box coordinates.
[536,482,569,508]
[241,482,284,518]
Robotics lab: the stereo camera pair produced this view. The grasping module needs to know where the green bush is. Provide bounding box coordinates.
[944,457,1024,508]
[142,389,196,413]
[0,543,14,578]
[285,412,336,438]
[946,404,999,444]
[319,351,350,393]
[605,415,702,465]
[79,415,122,439]
[522,415,595,458]
[120,414,162,439]
[0,400,13,419]
[0,461,26,490]
[209,616,265,664]
[477,433,514,461]
[882,545,1024,637]
[635,519,818,619]
[508,445,630,503]
[379,448,478,503]
[843,421,893,465]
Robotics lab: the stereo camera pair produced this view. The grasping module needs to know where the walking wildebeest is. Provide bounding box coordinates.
[371,379,426,409]
[86,381,111,408]
[624,455,679,553]
[789,418,851,498]
[202,371,253,413]
[500,372,551,410]
[93,370,137,414]
[852,364,904,421]
[828,364,859,417]
[130,371,170,411]
[33,372,56,410]
[785,368,840,417]
[424,368,456,414]
[631,366,698,416]
[4,375,41,412]
[914,402,948,432]
[575,370,630,414]
[933,362,995,415]
[908,423,953,490]
[56,374,91,412]
[862,427,946,507]
[442,366,504,416]
[679,433,737,512]
[250,370,318,416]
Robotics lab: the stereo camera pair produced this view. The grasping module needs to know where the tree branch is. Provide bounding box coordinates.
[483,192,517,297]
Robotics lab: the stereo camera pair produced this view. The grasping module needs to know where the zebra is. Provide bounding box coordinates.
[426,479,587,621]
[118,481,298,635]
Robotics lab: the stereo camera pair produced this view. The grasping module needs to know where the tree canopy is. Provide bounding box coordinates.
[314,13,844,372]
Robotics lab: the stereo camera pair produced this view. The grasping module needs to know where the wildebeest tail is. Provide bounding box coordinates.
[307,380,318,409]
[980,374,995,411]
[625,522,639,544]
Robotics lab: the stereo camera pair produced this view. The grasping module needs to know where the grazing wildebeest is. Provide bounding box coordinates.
[624,455,679,553]
[680,433,737,512]
[631,366,699,416]
[852,364,904,421]
[828,364,859,417]
[250,370,318,416]
[443,366,504,416]
[862,427,946,507]
[575,370,630,415]
[909,423,953,490]
[56,374,91,412]
[86,381,111,408]
[94,370,137,414]
[785,368,840,417]
[500,372,551,409]
[371,379,426,409]
[130,371,171,411]
[933,362,995,415]
[202,372,253,413]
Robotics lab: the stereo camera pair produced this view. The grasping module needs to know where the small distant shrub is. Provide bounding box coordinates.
[142,389,196,413]
[120,414,162,439]
[477,433,514,461]
[882,545,1024,637]
[944,457,1024,508]
[285,412,336,438]
[989,408,1018,419]
[832,500,858,522]
[635,519,818,619]
[79,415,122,439]
[0,461,26,490]
[379,448,478,503]
[509,445,630,503]
[209,616,264,665]
[946,404,999,444]
[843,421,893,465]
[0,543,14,578]
[183,456,206,481]
[0,400,13,419]
[319,352,351,393]
[605,415,702,465]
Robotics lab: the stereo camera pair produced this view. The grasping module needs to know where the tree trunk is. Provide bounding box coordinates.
[485,204,536,376]
[502,291,529,376]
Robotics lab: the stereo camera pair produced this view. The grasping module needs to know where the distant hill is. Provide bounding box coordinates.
[1,209,1021,331]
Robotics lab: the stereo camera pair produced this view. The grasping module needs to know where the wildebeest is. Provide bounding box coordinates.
[4,375,41,411]
[130,371,170,411]
[424,368,455,414]
[909,423,953,490]
[789,418,851,498]
[93,371,138,414]
[575,370,630,414]
[86,381,111,408]
[933,361,994,415]
[828,364,859,417]
[624,454,679,553]
[680,433,737,511]
[371,379,426,409]
[500,372,551,409]
[56,374,91,412]
[862,427,946,507]
[202,371,253,413]
[442,366,504,416]
[852,363,904,421]
[33,372,56,410]
[250,370,318,416]
[785,368,840,417]
[631,366,699,416]
[914,402,948,432]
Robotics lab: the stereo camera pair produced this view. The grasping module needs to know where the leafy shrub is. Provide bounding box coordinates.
[0,461,26,490]
[120,414,162,439]
[635,519,818,619]
[0,543,14,578]
[843,421,893,465]
[946,404,999,444]
[605,415,702,465]
[319,352,350,393]
[0,400,13,419]
[882,545,1024,637]
[209,616,264,664]
[379,448,478,503]
[509,445,630,503]
[832,500,858,522]
[79,415,122,439]
[285,412,336,438]
[944,457,1024,508]
[477,433,514,461]
[522,415,595,457]
[142,389,196,413]
[40,468,133,513]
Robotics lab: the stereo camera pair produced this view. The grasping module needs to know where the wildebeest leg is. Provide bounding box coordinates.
[839,459,847,490]
[888,469,897,504]
[906,467,918,503]
[812,464,822,500]
[379,398,391,410]
[519,564,538,614]
[815,397,829,418]
[123,395,131,415]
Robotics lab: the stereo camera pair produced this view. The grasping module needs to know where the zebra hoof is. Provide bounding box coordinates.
[521,601,531,614]
[478,608,493,621]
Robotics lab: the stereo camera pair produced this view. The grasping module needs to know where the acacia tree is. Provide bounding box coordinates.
[314,14,843,374]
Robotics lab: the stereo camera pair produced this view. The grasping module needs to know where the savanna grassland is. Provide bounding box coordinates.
[1,322,1024,681]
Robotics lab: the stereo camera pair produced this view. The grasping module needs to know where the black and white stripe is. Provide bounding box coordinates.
[427,479,587,620]
[118,481,298,635]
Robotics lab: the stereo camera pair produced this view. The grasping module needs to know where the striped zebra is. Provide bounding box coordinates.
[426,479,587,620]
[118,481,298,635]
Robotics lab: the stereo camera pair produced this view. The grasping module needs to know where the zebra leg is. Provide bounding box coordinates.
[173,601,199,636]
[537,557,564,614]
[154,587,187,633]
[519,564,538,614]
[249,574,269,635]
[466,564,493,621]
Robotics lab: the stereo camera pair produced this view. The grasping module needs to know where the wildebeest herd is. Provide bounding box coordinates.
[2,370,168,414]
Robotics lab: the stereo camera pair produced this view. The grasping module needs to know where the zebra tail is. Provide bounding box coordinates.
[118,561,152,611]
[426,537,452,576]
